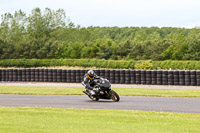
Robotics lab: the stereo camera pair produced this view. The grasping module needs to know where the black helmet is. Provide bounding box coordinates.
[88,70,95,79]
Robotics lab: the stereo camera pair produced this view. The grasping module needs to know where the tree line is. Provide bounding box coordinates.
[0,8,200,60]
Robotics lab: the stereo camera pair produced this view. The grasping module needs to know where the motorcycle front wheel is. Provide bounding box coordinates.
[109,90,120,102]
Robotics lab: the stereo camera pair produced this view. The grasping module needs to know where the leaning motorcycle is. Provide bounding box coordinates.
[82,77,120,102]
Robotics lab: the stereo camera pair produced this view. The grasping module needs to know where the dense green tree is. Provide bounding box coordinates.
[1,8,200,60]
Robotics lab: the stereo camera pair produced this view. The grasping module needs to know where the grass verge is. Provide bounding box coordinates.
[0,86,200,97]
[0,107,200,133]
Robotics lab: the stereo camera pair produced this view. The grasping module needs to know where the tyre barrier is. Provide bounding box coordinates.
[141,70,146,84]
[136,70,141,84]
[130,70,136,84]
[197,71,200,86]
[168,71,174,85]
[0,69,199,86]
[114,70,120,84]
[179,71,185,85]
[145,70,151,85]
[185,71,191,86]
[109,70,115,84]
[162,70,168,85]
[125,70,130,84]
[151,70,157,85]
[173,71,179,85]
[120,70,125,84]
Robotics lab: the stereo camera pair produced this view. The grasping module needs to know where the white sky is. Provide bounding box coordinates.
[1,0,200,28]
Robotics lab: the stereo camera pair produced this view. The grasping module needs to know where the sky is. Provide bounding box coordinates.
[1,0,200,28]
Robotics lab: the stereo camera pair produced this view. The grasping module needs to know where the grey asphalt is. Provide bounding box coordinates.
[0,94,200,114]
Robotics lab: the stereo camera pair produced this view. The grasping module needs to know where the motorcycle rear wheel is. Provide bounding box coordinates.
[109,90,120,102]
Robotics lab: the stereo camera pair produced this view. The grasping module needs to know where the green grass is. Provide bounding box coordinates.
[0,86,200,97]
[0,107,200,133]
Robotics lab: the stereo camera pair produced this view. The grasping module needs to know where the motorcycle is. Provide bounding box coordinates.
[82,77,120,102]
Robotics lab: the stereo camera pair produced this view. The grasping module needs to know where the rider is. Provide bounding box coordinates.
[82,69,99,96]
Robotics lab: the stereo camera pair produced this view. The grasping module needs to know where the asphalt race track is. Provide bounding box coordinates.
[0,94,200,114]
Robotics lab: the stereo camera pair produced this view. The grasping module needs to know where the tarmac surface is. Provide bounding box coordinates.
[0,82,200,114]
[0,94,200,114]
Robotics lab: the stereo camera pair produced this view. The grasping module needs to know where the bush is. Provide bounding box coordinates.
[0,59,200,70]
[135,60,153,70]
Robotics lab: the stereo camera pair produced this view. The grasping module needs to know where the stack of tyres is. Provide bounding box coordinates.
[197,71,200,86]
[80,69,85,81]
[162,70,168,85]
[185,71,191,86]
[130,70,136,84]
[39,69,44,82]
[57,69,62,82]
[125,70,130,84]
[1,69,5,81]
[190,71,196,86]
[66,70,71,83]
[7,69,11,81]
[4,69,8,81]
[120,70,125,84]
[84,69,88,80]
[1,69,6,81]
[173,71,179,85]
[2,70,5,81]
[12,69,17,81]
[8,69,13,81]
[2,70,4,81]
[105,70,110,81]
[25,69,31,82]
[145,70,152,85]
[109,70,115,84]
[179,71,185,85]
[62,70,66,82]
[30,69,35,82]
[151,70,157,85]
[168,71,174,85]
[145,70,151,84]
[94,69,100,77]
[100,69,105,79]
[23,69,27,82]
[136,70,141,84]
[75,69,81,83]
[70,70,76,83]
[3,70,6,81]
[6,69,9,81]
[141,70,146,84]
[17,69,22,82]
[94,69,100,76]
[156,70,162,85]
[84,69,89,77]
[48,69,53,82]
[43,69,48,82]
[6,69,8,81]
[52,69,57,82]
[0,69,1,81]
[34,69,39,82]
[115,70,120,84]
